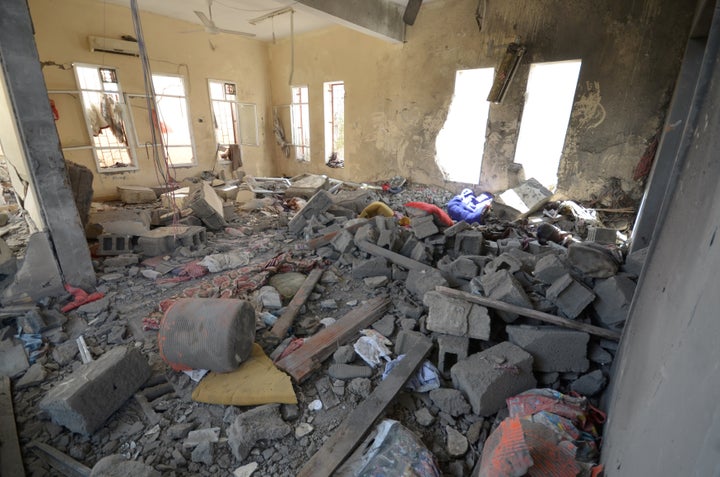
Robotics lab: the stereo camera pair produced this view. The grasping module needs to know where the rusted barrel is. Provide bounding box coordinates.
[158,298,255,373]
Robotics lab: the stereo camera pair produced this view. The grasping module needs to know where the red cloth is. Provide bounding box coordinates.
[404,202,454,227]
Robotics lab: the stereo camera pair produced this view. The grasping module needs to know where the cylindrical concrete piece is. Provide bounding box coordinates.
[159,298,255,373]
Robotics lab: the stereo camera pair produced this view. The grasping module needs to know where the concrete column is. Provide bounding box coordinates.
[295,0,405,43]
[0,0,96,289]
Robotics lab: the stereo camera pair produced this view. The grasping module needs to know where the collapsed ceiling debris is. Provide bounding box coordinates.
[0,170,641,476]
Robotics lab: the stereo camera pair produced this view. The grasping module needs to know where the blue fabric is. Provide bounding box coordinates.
[447,189,493,224]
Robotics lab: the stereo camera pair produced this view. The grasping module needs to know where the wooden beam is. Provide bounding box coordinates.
[271,268,324,338]
[356,240,437,273]
[436,286,623,341]
[276,296,390,382]
[28,441,91,477]
[297,335,433,477]
[0,377,24,477]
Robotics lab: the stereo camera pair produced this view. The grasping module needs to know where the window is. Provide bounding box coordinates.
[291,86,310,161]
[152,74,195,167]
[74,64,137,171]
[324,81,344,167]
[209,79,240,162]
[435,68,495,183]
[513,60,582,190]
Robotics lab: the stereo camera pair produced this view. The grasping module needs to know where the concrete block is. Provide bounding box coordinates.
[364,276,389,288]
[39,346,151,435]
[411,215,439,239]
[328,364,373,380]
[395,330,432,356]
[354,223,379,245]
[454,231,484,255]
[97,234,133,256]
[423,291,490,340]
[484,253,523,275]
[587,226,617,244]
[103,253,139,268]
[568,242,619,278]
[437,256,478,282]
[66,161,94,227]
[623,247,648,277]
[547,274,595,319]
[506,325,590,373]
[117,185,156,204]
[289,190,333,235]
[161,187,190,210]
[451,341,536,416]
[376,229,397,250]
[371,314,395,336]
[533,254,569,284]
[86,210,151,238]
[444,220,470,237]
[400,236,421,258]
[0,237,17,286]
[437,334,469,375]
[409,242,429,263]
[187,182,226,231]
[406,269,448,299]
[331,230,355,253]
[497,178,552,214]
[429,388,471,416]
[481,270,533,322]
[137,225,207,257]
[352,257,391,279]
[593,276,636,328]
[570,370,607,397]
[227,404,291,460]
[2,232,64,304]
[0,340,29,377]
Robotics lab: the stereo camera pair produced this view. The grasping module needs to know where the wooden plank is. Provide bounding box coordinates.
[297,335,433,477]
[271,268,324,338]
[276,296,390,382]
[436,286,622,341]
[28,441,91,477]
[356,240,437,273]
[0,376,25,477]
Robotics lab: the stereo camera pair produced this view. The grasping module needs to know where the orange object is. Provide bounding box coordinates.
[61,284,104,312]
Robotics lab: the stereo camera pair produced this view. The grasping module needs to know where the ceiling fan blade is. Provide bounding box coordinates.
[215,27,256,37]
[194,11,215,29]
[403,0,423,25]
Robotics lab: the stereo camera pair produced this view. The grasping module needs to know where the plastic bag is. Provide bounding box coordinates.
[353,329,393,367]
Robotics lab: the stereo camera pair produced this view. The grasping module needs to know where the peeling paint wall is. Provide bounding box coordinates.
[268,0,694,199]
[28,0,274,200]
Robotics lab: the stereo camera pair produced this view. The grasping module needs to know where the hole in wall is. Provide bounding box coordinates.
[513,59,582,190]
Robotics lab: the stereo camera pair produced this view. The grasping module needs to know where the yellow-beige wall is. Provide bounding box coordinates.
[29,0,274,200]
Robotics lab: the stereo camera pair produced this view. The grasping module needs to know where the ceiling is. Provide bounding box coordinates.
[101,0,418,42]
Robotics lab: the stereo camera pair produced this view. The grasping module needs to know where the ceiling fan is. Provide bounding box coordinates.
[194,0,256,37]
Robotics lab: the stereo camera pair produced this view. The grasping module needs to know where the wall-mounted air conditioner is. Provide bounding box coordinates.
[88,36,139,57]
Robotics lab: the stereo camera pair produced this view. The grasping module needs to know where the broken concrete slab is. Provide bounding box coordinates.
[39,346,151,435]
[0,340,30,377]
[546,273,595,319]
[187,182,226,230]
[285,174,329,199]
[328,364,373,380]
[451,341,536,416]
[2,232,64,305]
[570,369,607,396]
[593,276,636,328]
[86,209,151,238]
[289,190,333,235]
[623,247,648,277]
[533,253,569,285]
[567,242,620,278]
[226,403,291,461]
[411,215,439,239]
[352,257,391,279]
[117,185,157,204]
[497,178,552,215]
[506,325,590,373]
[437,334,469,375]
[423,291,490,340]
[454,230,484,255]
[0,237,16,287]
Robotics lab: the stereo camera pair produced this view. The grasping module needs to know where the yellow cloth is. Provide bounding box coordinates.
[359,201,394,218]
[191,343,297,405]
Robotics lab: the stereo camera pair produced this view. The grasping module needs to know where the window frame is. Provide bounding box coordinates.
[323,80,345,165]
[290,85,310,161]
[151,72,197,168]
[73,62,139,173]
[208,79,240,163]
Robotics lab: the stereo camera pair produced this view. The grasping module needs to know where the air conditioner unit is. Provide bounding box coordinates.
[88,36,139,57]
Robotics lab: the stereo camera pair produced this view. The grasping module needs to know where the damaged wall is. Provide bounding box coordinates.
[28,0,274,200]
[267,0,694,200]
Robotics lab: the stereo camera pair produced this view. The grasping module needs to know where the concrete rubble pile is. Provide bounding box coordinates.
[0,176,643,476]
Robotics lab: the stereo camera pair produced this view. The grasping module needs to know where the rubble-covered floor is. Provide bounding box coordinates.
[3,180,643,476]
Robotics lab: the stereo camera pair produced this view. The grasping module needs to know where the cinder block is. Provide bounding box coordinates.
[481,270,533,322]
[351,257,391,279]
[411,215,439,239]
[376,229,397,250]
[547,274,595,319]
[410,242,429,263]
[187,182,226,231]
[406,269,448,299]
[507,325,589,373]
[97,234,134,256]
[331,230,355,253]
[587,226,617,245]
[289,190,333,235]
[533,254,569,284]
[137,226,207,257]
[437,334,469,375]
[354,223,379,245]
[395,330,432,355]
[593,276,636,328]
[423,291,490,340]
[444,220,470,237]
[454,231,484,255]
[622,247,648,277]
[484,253,523,275]
[39,346,151,435]
[437,257,478,283]
[451,341,536,416]
[117,185,156,204]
